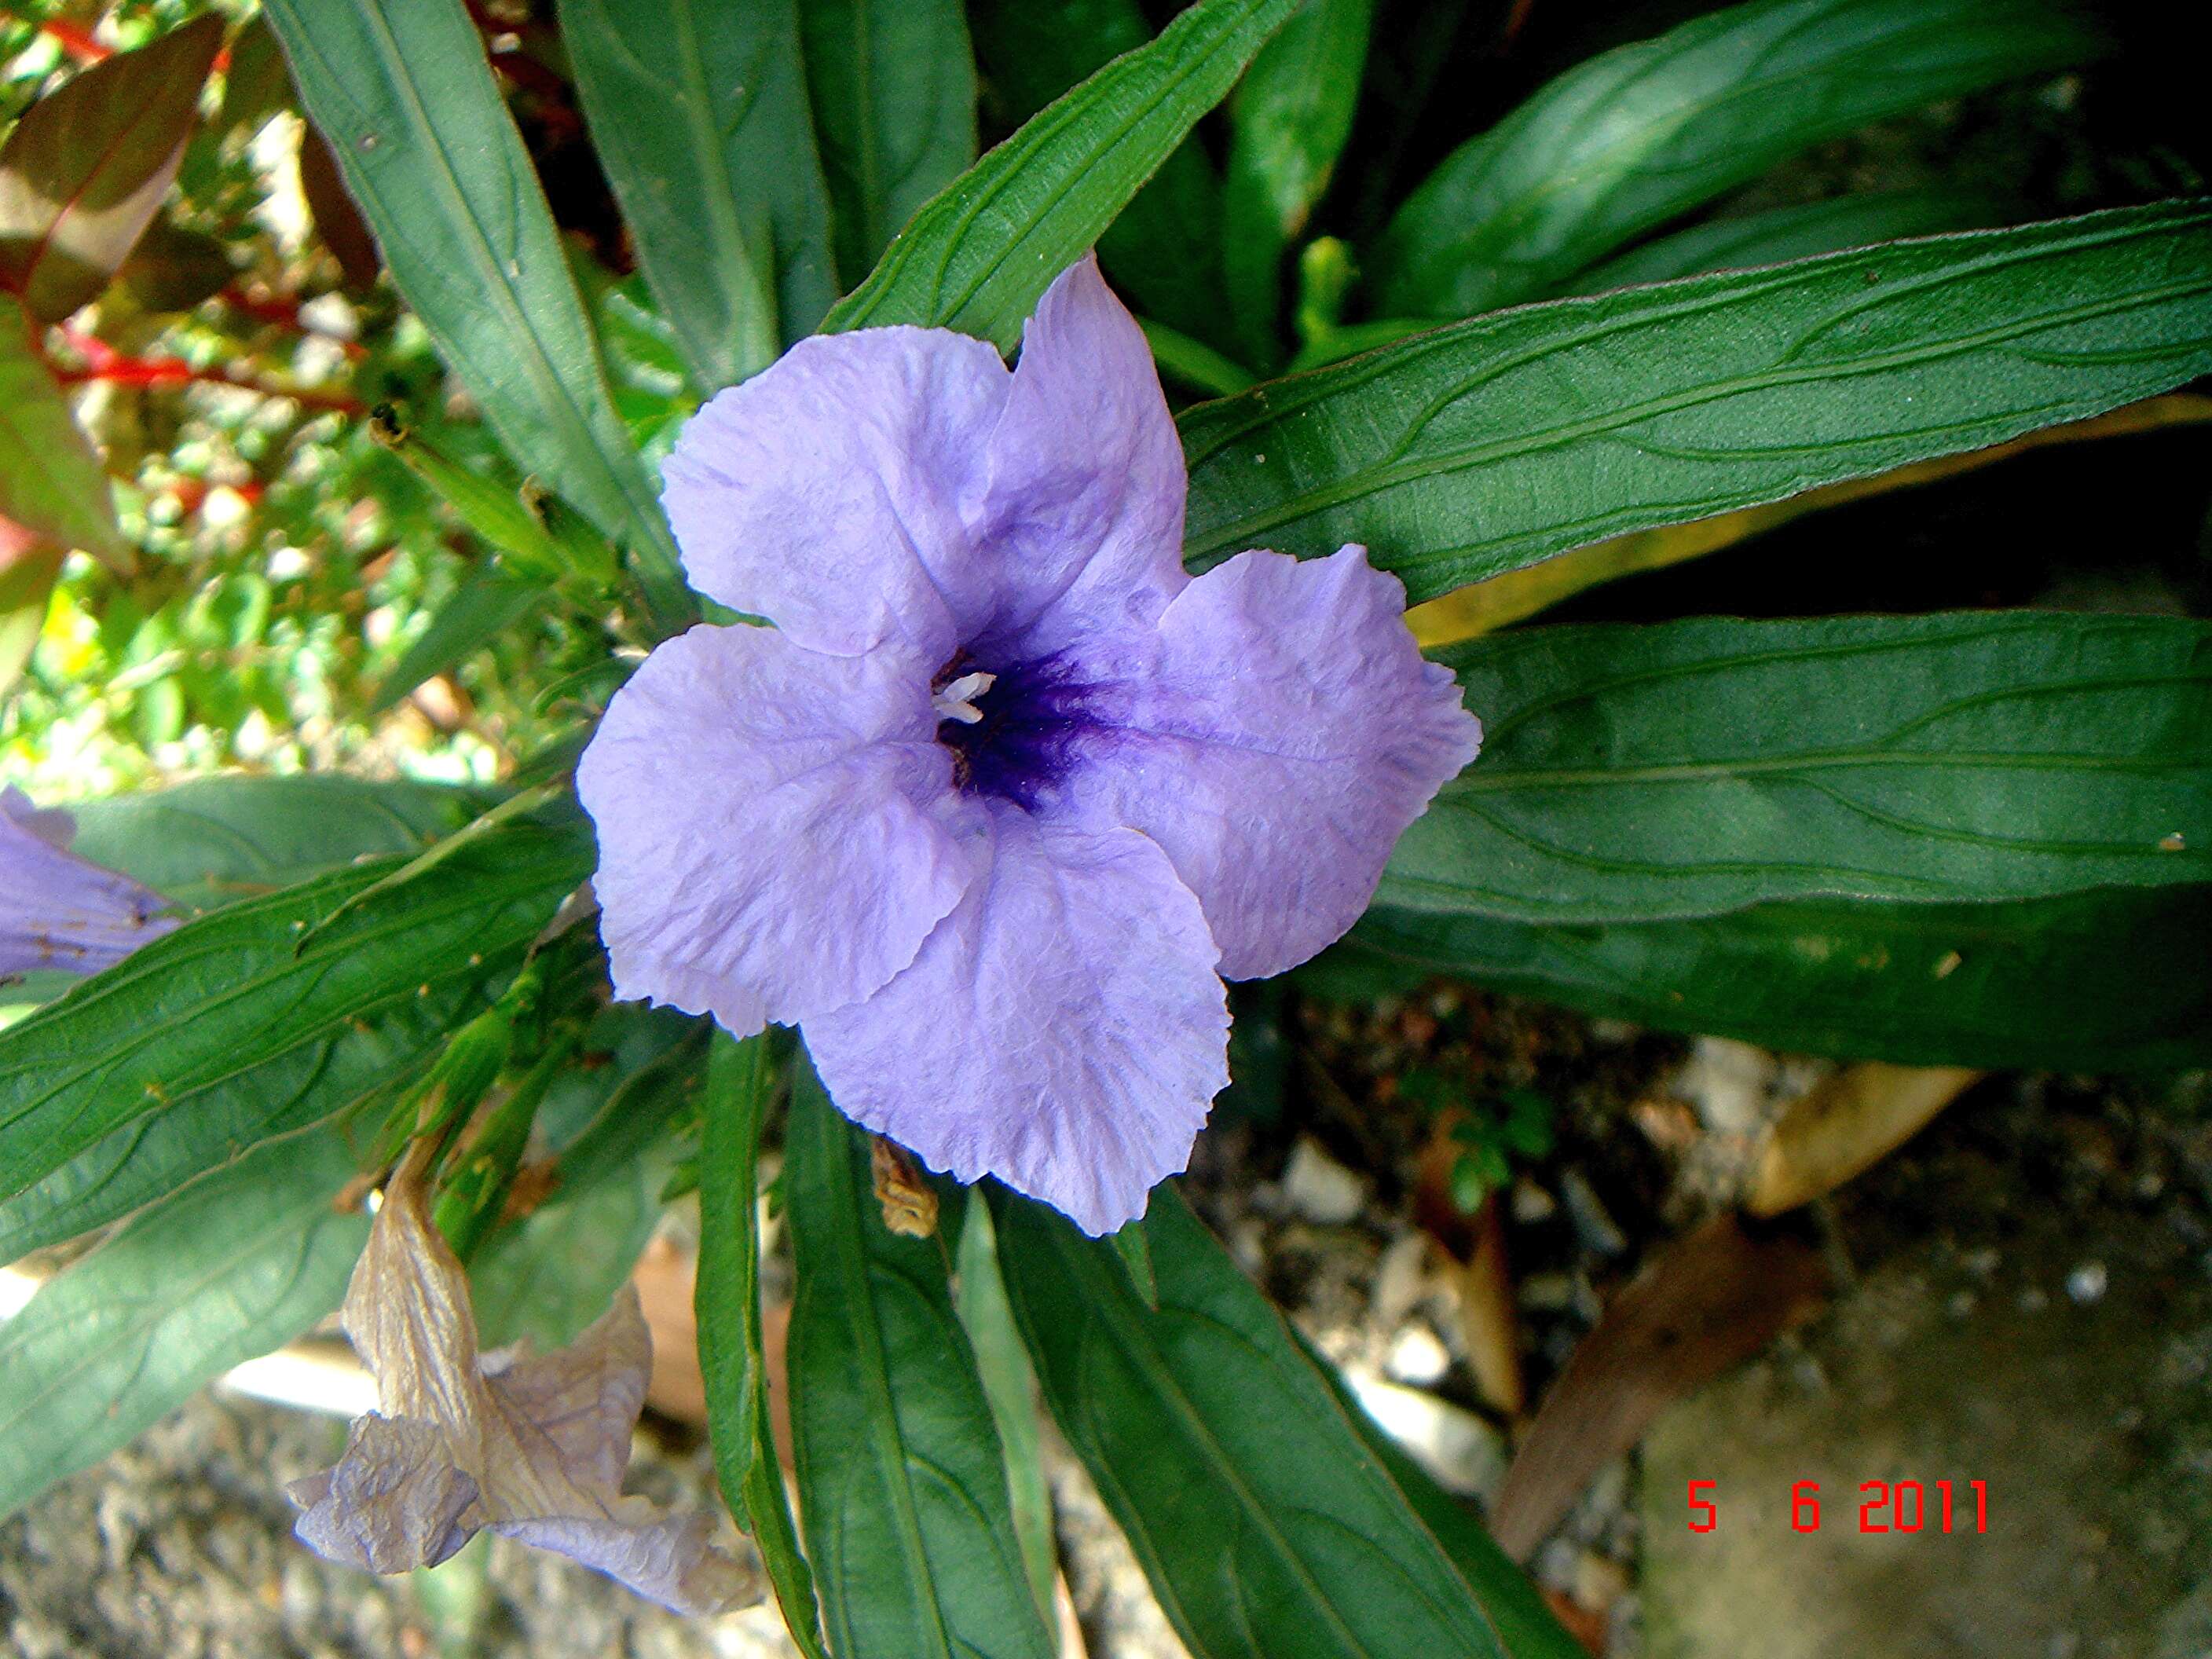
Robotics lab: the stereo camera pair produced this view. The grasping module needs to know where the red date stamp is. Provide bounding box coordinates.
[1687,1479,1987,1533]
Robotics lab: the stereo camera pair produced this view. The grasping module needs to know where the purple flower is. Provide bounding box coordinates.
[290,1148,753,1614]
[579,256,1481,1235]
[0,786,177,980]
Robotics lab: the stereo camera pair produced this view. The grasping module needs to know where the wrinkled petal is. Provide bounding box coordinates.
[496,1507,755,1617]
[1060,547,1483,980]
[972,255,1188,660]
[480,1295,650,1500]
[291,1150,753,1615]
[0,786,178,978]
[661,327,1009,658]
[578,623,986,1032]
[804,816,1228,1236]
[290,1414,479,1573]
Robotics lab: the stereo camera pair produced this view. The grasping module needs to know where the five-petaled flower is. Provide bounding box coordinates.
[289,1144,753,1614]
[579,255,1481,1235]
[0,786,176,980]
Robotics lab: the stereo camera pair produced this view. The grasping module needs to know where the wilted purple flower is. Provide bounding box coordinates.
[579,256,1481,1235]
[0,786,176,980]
[290,1149,753,1614]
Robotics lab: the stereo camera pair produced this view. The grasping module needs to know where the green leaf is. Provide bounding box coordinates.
[368,566,540,716]
[258,0,685,613]
[1179,202,2212,603]
[1373,0,2105,317]
[1345,883,2212,1073]
[800,0,976,290]
[562,0,837,389]
[784,1062,1055,1659]
[0,295,128,570]
[953,1198,1057,1629]
[218,15,295,138]
[116,214,240,314]
[68,774,485,912]
[0,527,58,694]
[969,0,1238,359]
[1565,188,2012,296]
[0,15,225,322]
[1304,1335,1581,1659]
[824,0,1297,348]
[993,1181,1566,1658]
[0,1128,368,1522]
[1384,613,2211,924]
[1111,1214,1158,1308]
[0,972,486,1263]
[0,817,591,1205]
[1221,0,1373,360]
[471,1013,706,1344]
[696,1032,827,1658]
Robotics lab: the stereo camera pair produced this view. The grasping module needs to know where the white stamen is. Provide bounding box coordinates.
[932,670,995,725]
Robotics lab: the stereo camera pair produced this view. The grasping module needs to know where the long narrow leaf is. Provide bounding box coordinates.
[1564,189,2012,296]
[260,0,685,608]
[801,0,977,291]
[68,775,485,913]
[697,1032,828,1659]
[562,0,837,388]
[1221,0,1374,360]
[1180,203,2212,603]
[825,0,1296,347]
[1386,612,2212,922]
[784,1065,1054,1659]
[994,1181,1573,1659]
[1342,884,2212,1073]
[0,975,483,1262]
[969,0,1239,358]
[0,1129,368,1521]
[0,818,591,1203]
[1373,0,2104,317]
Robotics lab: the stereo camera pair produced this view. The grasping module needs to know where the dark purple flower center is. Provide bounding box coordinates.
[934,650,1103,811]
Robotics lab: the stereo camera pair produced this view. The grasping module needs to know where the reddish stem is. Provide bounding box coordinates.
[52,327,362,416]
[36,20,230,72]
[38,20,111,62]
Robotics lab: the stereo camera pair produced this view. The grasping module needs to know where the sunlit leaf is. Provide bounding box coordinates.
[0,1128,368,1522]
[953,1198,1057,1628]
[0,15,224,322]
[0,295,128,573]
[260,0,687,617]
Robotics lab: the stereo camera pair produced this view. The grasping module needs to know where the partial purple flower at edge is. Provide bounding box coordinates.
[288,1146,754,1615]
[578,255,1482,1236]
[0,786,177,980]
